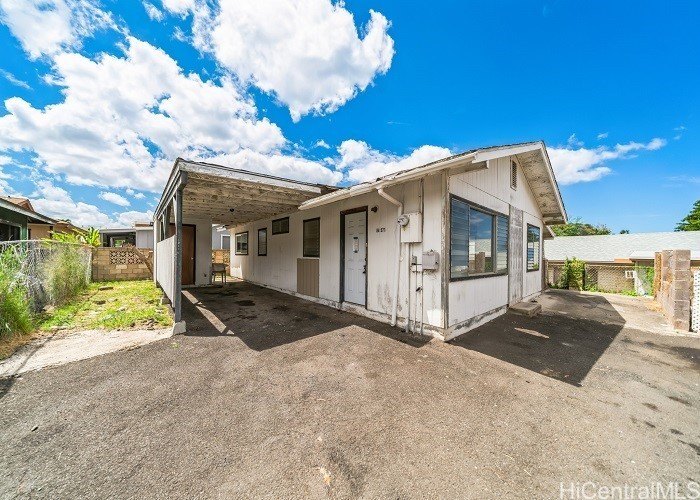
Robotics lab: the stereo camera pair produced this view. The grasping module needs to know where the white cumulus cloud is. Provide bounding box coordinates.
[142,1,164,21]
[337,140,452,183]
[0,0,115,59]
[547,137,667,185]
[182,0,394,121]
[0,37,288,191]
[31,180,153,228]
[99,191,130,207]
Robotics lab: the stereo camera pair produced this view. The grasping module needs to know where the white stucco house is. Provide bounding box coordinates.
[153,141,566,340]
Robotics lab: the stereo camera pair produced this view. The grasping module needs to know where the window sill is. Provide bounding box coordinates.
[450,271,508,282]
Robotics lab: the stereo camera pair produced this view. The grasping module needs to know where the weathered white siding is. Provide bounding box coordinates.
[230,177,445,332]
[446,156,545,338]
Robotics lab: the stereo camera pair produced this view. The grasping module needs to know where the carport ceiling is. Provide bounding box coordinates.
[177,160,337,226]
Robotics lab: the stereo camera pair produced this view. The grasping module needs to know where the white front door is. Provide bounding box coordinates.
[344,210,367,305]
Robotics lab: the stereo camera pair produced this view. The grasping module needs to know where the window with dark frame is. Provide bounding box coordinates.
[258,228,267,256]
[302,218,320,258]
[510,160,518,190]
[235,231,248,255]
[450,196,508,280]
[527,224,540,271]
[271,217,289,234]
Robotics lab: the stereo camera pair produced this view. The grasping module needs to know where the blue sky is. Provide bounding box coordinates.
[0,0,697,231]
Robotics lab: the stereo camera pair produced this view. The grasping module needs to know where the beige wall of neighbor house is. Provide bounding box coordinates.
[28,223,52,240]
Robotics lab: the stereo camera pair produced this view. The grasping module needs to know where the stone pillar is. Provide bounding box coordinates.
[658,249,691,331]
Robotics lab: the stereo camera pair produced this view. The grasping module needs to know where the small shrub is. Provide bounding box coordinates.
[560,257,585,290]
[0,249,32,338]
[43,243,90,306]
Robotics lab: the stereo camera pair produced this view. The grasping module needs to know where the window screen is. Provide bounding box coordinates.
[510,161,517,189]
[258,228,267,256]
[235,231,248,255]
[450,198,469,279]
[303,218,320,257]
[496,215,508,273]
[271,217,289,234]
[450,196,509,280]
[527,224,540,271]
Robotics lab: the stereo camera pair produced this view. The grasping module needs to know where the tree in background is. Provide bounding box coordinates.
[619,229,630,234]
[551,218,611,236]
[675,200,700,231]
[50,227,101,247]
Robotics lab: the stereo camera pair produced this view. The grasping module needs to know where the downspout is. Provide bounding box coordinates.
[377,187,403,327]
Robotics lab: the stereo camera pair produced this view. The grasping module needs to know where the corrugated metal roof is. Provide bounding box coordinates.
[544,231,700,262]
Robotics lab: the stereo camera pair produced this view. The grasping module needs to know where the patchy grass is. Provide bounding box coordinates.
[37,280,172,332]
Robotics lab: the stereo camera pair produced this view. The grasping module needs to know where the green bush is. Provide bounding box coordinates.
[560,257,585,290]
[43,244,90,306]
[0,249,32,338]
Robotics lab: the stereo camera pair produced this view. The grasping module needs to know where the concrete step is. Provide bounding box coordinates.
[509,301,542,317]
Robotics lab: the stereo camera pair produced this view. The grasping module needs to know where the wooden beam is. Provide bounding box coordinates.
[181,163,323,194]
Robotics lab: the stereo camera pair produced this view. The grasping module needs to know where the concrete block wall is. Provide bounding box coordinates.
[656,249,691,331]
[92,247,153,281]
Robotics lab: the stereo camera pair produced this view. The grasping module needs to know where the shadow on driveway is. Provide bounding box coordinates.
[450,291,627,386]
[181,281,430,351]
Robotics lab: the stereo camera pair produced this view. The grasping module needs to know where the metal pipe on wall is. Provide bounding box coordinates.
[377,187,403,327]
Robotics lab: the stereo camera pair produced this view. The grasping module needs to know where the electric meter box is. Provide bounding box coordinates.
[422,250,439,271]
[400,212,422,243]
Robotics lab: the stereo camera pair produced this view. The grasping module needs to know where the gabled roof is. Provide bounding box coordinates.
[0,195,34,211]
[299,141,567,225]
[0,196,55,224]
[154,158,339,226]
[544,231,700,262]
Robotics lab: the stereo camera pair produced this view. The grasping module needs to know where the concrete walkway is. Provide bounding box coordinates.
[0,327,173,378]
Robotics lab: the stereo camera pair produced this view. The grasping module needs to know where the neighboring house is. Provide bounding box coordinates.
[211,224,231,250]
[99,222,154,248]
[1,195,57,241]
[544,232,700,294]
[153,141,567,340]
[544,232,700,265]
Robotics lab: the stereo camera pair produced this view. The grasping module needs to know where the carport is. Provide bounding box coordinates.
[152,158,336,329]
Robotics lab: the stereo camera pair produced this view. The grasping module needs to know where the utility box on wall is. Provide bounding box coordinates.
[399,212,422,243]
[422,250,439,271]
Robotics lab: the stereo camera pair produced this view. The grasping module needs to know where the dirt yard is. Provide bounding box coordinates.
[1,284,698,498]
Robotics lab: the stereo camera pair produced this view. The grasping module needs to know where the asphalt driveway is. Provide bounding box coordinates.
[1,284,698,498]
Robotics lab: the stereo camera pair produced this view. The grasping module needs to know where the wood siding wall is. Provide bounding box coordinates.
[297,258,320,297]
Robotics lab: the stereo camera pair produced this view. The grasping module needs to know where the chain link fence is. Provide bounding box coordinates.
[546,262,654,296]
[0,240,92,311]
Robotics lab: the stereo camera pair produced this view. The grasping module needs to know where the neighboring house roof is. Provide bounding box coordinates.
[544,231,700,263]
[0,196,55,224]
[299,141,567,225]
[0,195,34,211]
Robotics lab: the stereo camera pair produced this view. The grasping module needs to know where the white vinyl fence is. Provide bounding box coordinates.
[156,235,175,303]
[692,270,700,333]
